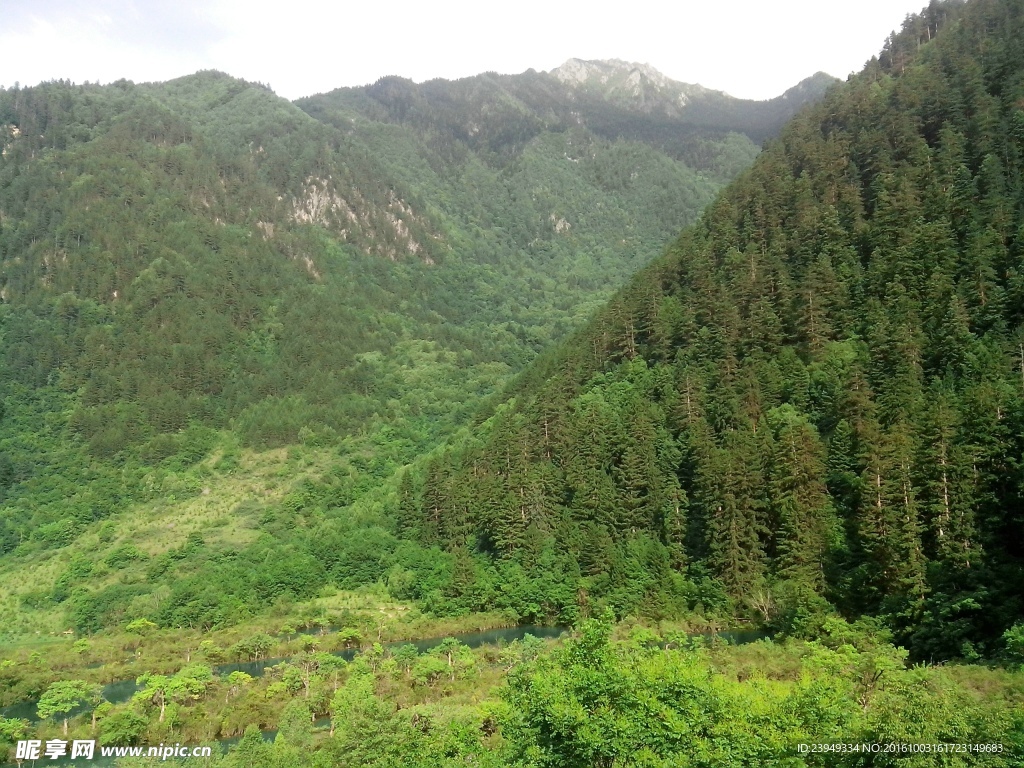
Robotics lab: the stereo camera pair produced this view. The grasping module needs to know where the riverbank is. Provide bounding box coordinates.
[0,590,531,708]
[6,615,1021,767]
[1,625,566,722]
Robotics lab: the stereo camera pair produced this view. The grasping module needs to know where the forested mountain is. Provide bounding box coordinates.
[3,4,1024,764]
[297,60,833,171]
[0,61,823,635]
[401,0,1024,661]
[548,59,838,143]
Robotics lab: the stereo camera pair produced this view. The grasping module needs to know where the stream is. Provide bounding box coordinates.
[1,625,566,722]
[2,624,770,766]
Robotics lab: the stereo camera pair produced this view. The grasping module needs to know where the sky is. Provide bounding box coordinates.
[0,0,930,101]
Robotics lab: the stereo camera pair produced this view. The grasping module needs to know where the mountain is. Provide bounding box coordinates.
[4,4,1024,764]
[549,58,837,141]
[550,57,718,99]
[297,61,835,174]
[0,63,826,636]
[399,0,1024,660]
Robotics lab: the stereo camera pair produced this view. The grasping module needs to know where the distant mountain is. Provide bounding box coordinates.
[549,58,837,141]
[298,62,836,169]
[549,58,721,108]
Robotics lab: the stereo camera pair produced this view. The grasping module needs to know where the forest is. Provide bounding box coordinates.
[401,0,1024,662]
[2,0,1024,764]
[0,44,820,641]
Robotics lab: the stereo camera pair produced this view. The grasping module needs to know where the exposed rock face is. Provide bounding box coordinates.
[289,176,430,263]
[552,58,675,89]
[549,58,721,114]
[546,59,837,136]
[291,176,349,227]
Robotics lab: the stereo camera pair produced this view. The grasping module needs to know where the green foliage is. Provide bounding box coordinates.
[98,708,148,746]
[501,618,1021,767]
[0,716,27,747]
[399,0,1024,660]
[0,60,789,635]
[4,611,1021,767]
[1003,623,1024,668]
[36,679,102,735]
[125,618,158,636]
[275,699,313,749]
[133,664,212,725]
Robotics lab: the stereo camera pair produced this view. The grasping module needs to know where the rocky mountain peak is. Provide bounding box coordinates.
[551,58,670,88]
[548,58,719,110]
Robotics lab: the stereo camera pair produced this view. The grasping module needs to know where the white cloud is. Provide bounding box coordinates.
[0,2,216,88]
[0,0,929,99]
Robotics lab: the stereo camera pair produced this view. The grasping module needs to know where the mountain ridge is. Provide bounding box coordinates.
[300,62,836,148]
[542,58,838,136]
[549,57,836,108]
[550,57,718,98]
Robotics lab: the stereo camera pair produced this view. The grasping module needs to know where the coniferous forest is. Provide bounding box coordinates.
[406,0,1024,661]
[2,0,1024,765]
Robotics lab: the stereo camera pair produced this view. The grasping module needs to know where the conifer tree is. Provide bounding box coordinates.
[769,413,833,590]
[700,428,769,598]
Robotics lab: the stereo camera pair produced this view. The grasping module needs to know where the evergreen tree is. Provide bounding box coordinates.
[768,412,833,590]
[699,428,769,598]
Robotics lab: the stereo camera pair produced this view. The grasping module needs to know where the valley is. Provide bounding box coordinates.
[2,1,1024,764]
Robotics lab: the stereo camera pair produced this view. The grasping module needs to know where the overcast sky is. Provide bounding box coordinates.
[0,0,928,101]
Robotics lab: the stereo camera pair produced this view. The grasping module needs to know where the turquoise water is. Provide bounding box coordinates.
[1,625,566,721]
[2,624,771,766]
[0,625,770,722]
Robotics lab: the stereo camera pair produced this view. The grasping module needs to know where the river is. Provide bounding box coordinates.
[2,624,770,766]
[1,625,566,722]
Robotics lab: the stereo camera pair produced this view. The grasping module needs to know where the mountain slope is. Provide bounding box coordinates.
[297,61,834,174]
[548,58,837,142]
[0,65,827,636]
[402,0,1024,659]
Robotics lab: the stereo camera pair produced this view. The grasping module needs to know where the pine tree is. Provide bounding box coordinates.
[769,415,834,590]
[857,422,927,605]
[801,254,838,358]
[565,391,620,531]
[918,388,978,569]
[699,428,769,598]
[613,401,659,534]
[394,471,422,540]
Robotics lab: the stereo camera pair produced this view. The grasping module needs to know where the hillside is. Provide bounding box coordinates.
[0,64,824,636]
[296,60,834,172]
[399,0,1024,662]
[3,2,1024,764]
